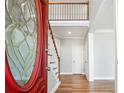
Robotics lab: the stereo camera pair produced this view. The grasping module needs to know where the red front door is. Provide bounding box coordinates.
[5,0,48,93]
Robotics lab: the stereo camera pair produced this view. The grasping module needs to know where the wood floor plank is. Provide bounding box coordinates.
[56,75,115,93]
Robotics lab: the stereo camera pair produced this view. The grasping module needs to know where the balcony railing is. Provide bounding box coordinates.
[49,2,89,21]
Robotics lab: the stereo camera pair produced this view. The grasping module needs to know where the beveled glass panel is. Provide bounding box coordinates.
[5,0,38,86]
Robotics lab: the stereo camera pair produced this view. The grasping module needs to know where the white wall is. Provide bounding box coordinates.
[89,0,114,31]
[89,0,116,80]
[94,0,114,30]
[94,32,115,79]
[84,32,115,80]
[60,39,84,74]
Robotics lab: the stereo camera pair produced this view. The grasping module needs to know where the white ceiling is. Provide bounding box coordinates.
[51,26,88,39]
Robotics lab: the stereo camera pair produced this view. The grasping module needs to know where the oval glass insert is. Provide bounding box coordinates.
[5,0,38,86]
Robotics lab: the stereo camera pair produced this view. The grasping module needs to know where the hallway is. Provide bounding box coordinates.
[56,75,115,93]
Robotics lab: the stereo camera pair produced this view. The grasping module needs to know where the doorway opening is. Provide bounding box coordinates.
[47,0,116,93]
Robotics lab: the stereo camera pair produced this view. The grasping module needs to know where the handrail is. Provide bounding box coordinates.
[48,22,60,79]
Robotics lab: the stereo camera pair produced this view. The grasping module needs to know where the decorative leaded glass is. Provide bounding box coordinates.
[5,0,38,86]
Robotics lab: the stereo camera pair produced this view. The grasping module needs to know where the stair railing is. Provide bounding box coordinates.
[48,22,60,80]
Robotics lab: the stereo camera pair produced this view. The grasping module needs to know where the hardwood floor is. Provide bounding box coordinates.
[56,75,115,93]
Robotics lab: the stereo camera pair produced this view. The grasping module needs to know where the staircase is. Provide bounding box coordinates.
[48,23,61,93]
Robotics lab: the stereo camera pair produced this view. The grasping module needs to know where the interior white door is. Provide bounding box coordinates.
[83,37,89,79]
[72,41,83,74]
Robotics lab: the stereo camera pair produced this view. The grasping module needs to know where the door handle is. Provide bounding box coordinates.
[73,60,75,63]
[46,67,51,71]
[45,49,49,52]
[85,61,88,63]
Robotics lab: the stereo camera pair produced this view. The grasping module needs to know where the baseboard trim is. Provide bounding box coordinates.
[60,72,73,75]
[51,81,61,93]
[60,72,85,75]
[82,72,85,75]
[94,77,115,80]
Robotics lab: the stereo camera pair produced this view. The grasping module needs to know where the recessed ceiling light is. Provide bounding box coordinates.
[68,32,72,35]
